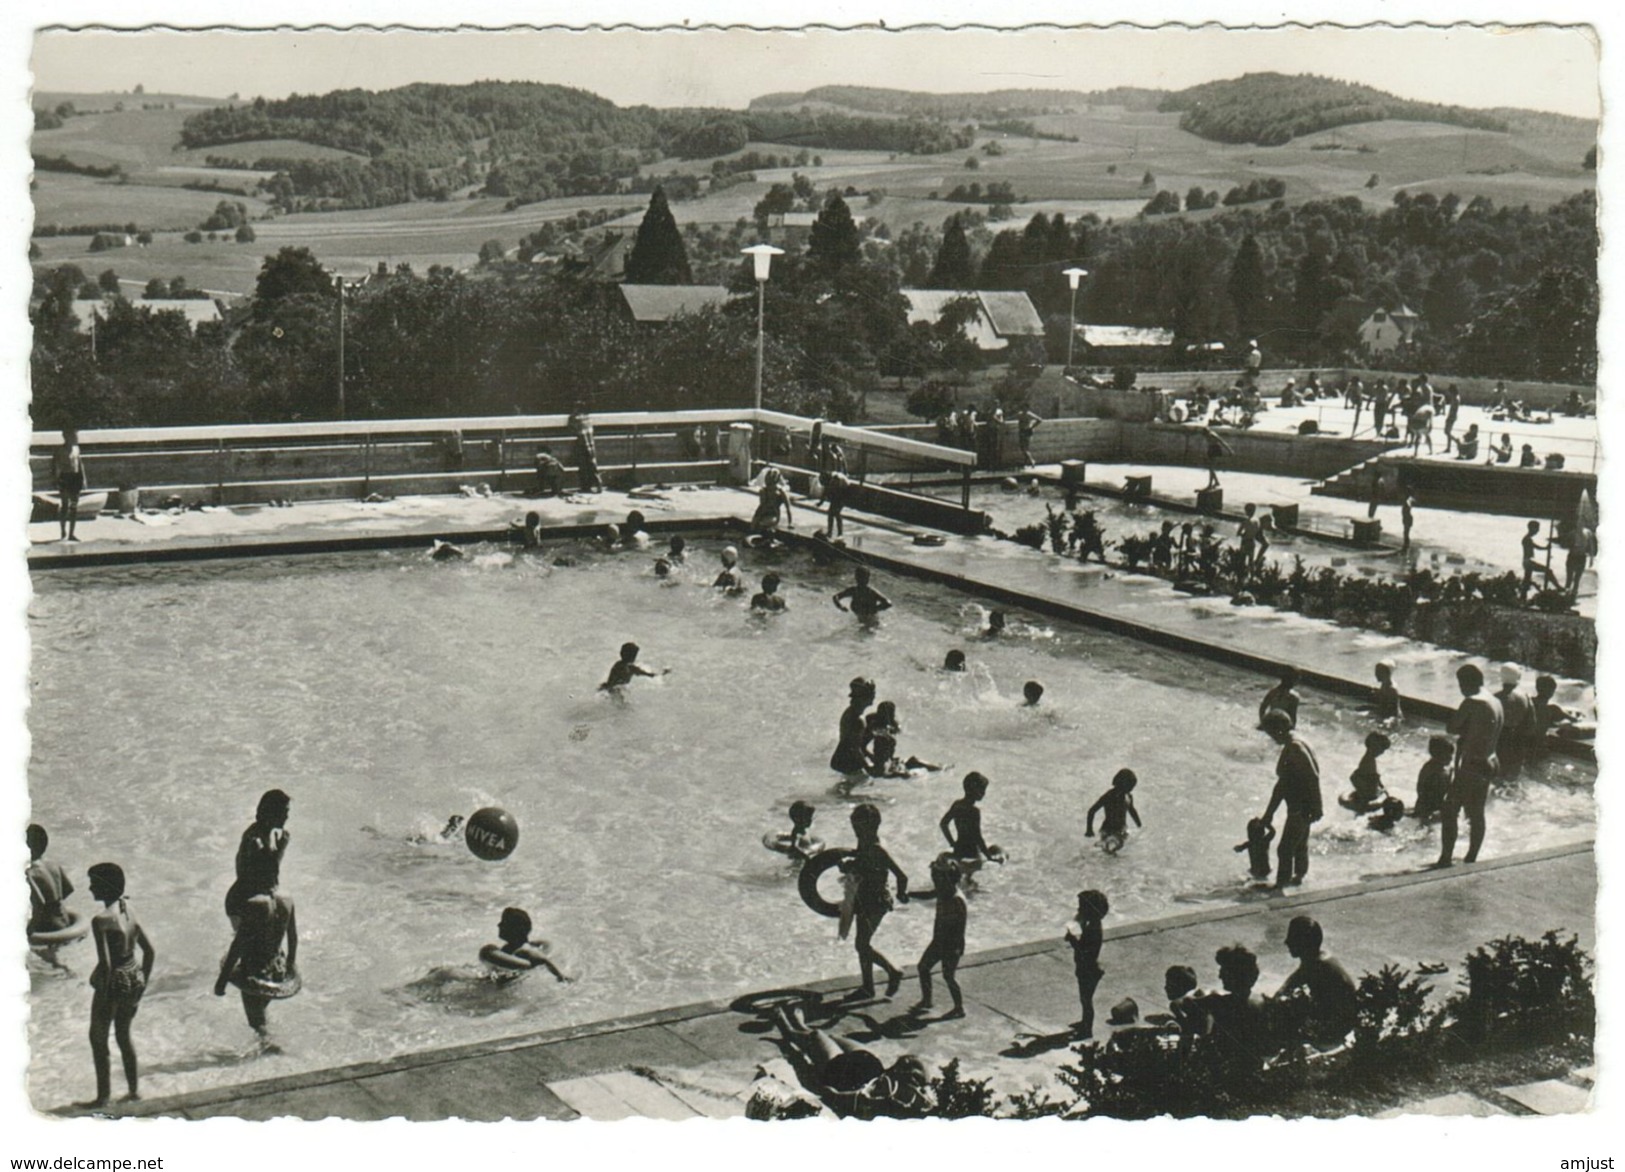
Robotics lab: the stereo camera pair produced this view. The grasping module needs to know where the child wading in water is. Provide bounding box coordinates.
[844,803,909,999]
[912,856,969,1019]
[939,772,1005,886]
[1065,890,1109,1037]
[1086,768,1143,853]
[751,572,787,613]
[479,908,572,982]
[1370,659,1403,723]
[833,566,892,622]
[84,863,155,1107]
[1412,734,1455,824]
[599,641,668,694]
[865,701,943,778]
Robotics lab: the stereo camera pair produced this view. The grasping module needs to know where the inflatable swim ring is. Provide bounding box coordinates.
[1101,833,1126,855]
[798,848,855,918]
[28,910,90,948]
[763,832,825,858]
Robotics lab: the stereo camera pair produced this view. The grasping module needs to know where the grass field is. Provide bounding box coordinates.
[30,95,1596,297]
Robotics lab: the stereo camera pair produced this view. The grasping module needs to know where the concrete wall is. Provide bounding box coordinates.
[1318,456,1598,520]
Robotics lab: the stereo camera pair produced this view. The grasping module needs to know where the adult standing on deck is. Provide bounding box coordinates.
[569,406,602,494]
[1442,385,1462,453]
[1258,710,1322,890]
[1018,409,1042,467]
[53,427,85,542]
[1436,664,1503,868]
[1244,339,1262,386]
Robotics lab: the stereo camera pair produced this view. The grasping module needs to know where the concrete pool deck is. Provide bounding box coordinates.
[78,841,1594,1120]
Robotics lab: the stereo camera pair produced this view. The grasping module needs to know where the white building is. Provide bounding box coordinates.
[1358,304,1420,354]
[902,290,1045,352]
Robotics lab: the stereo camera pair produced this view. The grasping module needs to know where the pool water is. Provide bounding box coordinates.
[25,539,1595,1106]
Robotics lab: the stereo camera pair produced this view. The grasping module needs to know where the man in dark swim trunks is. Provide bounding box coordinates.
[225,790,291,929]
[53,427,86,542]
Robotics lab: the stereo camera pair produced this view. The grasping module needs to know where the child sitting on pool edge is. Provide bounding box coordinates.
[480,908,571,982]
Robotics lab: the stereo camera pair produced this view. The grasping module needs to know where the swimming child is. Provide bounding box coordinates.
[833,566,892,621]
[215,887,297,1037]
[1533,675,1595,740]
[84,863,155,1106]
[939,772,1005,884]
[751,572,787,612]
[1233,817,1276,882]
[1065,890,1108,1037]
[766,801,821,861]
[667,535,687,563]
[980,610,1007,639]
[714,546,745,594]
[26,823,74,938]
[943,649,966,673]
[654,557,674,578]
[1085,768,1143,854]
[226,789,291,929]
[1366,796,1408,832]
[1412,734,1455,823]
[597,523,623,551]
[1022,681,1044,707]
[518,511,544,548]
[1340,731,1391,813]
[479,908,571,981]
[600,642,667,692]
[912,856,968,1019]
[1370,659,1403,723]
[431,539,466,561]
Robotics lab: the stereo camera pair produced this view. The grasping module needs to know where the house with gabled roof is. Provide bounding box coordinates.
[902,289,1044,352]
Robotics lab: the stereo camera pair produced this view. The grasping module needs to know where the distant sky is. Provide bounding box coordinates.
[29,24,1600,119]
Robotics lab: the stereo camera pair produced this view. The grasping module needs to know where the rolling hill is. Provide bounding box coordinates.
[750,84,1166,117]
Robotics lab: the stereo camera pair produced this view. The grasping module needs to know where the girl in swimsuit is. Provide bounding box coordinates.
[85,863,155,1107]
[830,677,876,779]
[844,803,909,999]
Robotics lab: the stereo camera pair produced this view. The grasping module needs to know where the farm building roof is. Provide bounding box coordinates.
[1078,324,1175,348]
[71,298,223,333]
[903,290,1045,349]
[619,284,734,322]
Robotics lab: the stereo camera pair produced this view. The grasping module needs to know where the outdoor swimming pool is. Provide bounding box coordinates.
[26,537,1596,1106]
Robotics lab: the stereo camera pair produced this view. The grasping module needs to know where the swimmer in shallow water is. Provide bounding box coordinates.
[600,641,669,692]
[833,566,891,621]
[943,649,966,673]
[981,610,1007,639]
[431,539,466,561]
[666,535,687,564]
[768,801,820,861]
[480,908,572,981]
[714,546,745,594]
[864,701,944,777]
[751,572,787,613]
[1086,769,1143,853]
[940,772,1005,886]
[1022,681,1044,707]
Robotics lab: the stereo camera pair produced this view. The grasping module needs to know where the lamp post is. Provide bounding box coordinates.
[1063,267,1089,372]
[741,244,784,412]
[334,273,349,420]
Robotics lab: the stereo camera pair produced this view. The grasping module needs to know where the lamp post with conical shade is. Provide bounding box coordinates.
[742,244,784,412]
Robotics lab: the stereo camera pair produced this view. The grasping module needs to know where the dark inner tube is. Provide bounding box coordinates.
[797,848,855,918]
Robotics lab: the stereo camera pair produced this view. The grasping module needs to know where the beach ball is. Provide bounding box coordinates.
[465,807,519,861]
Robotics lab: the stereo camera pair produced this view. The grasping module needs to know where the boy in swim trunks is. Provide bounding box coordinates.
[27,823,74,937]
[1066,890,1108,1037]
[833,566,892,621]
[1412,734,1454,823]
[86,862,155,1106]
[912,857,969,1019]
[939,772,1005,885]
[1436,663,1503,867]
[1342,731,1391,813]
[1086,768,1143,853]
